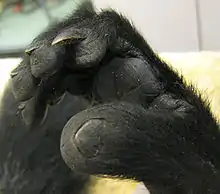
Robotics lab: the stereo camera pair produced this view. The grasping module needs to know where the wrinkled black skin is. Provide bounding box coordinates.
[2,0,220,194]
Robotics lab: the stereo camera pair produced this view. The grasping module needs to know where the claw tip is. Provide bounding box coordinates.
[25,47,36,55]
[52,35,85,45]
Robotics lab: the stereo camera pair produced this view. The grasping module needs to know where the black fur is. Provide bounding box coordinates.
[1,0,220,193]
[0,82,90,193]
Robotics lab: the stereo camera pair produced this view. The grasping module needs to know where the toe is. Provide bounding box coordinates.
[29,45,65,78]
[10,56,37,101]
[60,102,148,177]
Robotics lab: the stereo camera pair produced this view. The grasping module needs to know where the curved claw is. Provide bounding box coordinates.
[52,28,85,45]
[25,46,37,55]
[10,71,19,77]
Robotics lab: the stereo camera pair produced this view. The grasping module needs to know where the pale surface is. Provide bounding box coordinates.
[0,51,220,193]
[161,52,220,121]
